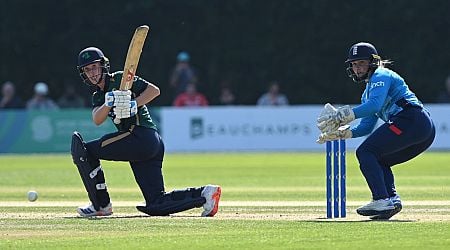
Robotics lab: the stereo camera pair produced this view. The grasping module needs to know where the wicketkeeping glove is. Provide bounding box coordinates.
[316,125,352,144]
[317,104,355,133]
[317,103,337,131]
[113,100,137,119]
[104,90,132,107]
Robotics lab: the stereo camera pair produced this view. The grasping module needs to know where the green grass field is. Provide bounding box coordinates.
[1,152,450,249]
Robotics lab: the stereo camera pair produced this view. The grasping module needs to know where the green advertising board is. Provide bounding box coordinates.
[0,110,116,153]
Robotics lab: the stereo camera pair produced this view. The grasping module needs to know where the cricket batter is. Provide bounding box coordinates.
[316,42,435,219]
[72,47,221,217]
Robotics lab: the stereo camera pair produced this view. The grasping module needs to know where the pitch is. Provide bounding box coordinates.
[1,152,449,249]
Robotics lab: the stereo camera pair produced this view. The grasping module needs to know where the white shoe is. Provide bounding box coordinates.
[201,185,221,217]
[77,203,113,217]
[356,199,394,216]
[370,195,403,220]
[390,195,402,208]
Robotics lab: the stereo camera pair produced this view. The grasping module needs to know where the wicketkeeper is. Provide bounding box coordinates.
[72,47,221,217]
[316,42,435,219]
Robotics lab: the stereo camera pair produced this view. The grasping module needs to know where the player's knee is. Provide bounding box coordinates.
[356,143,382,164]
[356,143,374,160]
[71,131,87,164]
[142,198,205,216]
[355,145,365,161]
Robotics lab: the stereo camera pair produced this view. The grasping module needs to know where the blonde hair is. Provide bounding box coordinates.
[378,59,393,68]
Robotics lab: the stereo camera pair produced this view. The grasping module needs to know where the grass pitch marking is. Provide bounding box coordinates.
[1,200,450,207]
[1,200,450,222]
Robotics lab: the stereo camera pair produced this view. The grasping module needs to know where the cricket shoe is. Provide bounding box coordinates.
[201,184,222,217]
[370,195,403,220]
[390,194,403,209]
[77,203,113,217]
[356,199,395,217]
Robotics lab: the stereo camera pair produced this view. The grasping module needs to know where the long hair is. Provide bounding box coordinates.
[378,59,393,68]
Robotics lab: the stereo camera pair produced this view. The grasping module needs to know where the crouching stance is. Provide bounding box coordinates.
[316,42,435,220]
[72,47,221,217]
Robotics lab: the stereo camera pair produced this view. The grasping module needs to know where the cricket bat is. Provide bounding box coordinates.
[114,25,149,124]
[120,25,150,90]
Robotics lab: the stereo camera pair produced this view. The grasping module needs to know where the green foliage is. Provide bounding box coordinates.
[1,1,449,105]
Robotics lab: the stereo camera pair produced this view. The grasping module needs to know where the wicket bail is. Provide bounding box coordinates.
[326,139,346,218]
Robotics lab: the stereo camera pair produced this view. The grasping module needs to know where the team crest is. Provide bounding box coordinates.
[352,46,358,55]
[82,52,91,59]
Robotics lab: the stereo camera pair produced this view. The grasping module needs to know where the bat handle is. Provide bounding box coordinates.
[113,117,121,124]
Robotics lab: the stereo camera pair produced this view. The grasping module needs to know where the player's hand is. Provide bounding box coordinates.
[316,125,352,144]
[317,104,355,132]
[104,90,132,107]
[114,100,137,119]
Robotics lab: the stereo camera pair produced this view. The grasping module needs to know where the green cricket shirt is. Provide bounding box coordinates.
[92,71,157,132]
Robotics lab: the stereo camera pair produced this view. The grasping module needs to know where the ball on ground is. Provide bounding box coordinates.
[27,190,38,202]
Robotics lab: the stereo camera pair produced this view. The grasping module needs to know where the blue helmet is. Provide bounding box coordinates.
[77,47,110,86]
[345,42,381,83]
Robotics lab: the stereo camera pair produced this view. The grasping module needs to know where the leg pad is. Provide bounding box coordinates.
[71,131,107,210]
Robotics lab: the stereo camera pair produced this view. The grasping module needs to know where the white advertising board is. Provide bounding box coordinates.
[160,105,450,152]
[162,106,355,152]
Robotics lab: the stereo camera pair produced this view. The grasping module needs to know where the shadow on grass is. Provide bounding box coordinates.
[307,217,416,223]
[64,215,149,220]
[64,214,204,220]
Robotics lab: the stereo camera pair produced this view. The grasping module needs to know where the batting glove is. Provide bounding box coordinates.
[316,125,352,144]
[104,90,132,107]
[114,100,137,119]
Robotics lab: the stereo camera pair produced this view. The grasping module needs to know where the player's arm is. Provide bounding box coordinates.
[92,89,133,125]
[350,115,378,138]
[92,105,111,125]
[90,91,113,125]
[352,89,388,119]
[352,76,391,119]
[135,82,160,106]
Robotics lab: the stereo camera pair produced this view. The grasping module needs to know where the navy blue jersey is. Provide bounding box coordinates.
[351,67,422,137]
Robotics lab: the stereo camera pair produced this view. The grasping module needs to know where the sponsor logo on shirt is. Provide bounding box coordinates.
[370,81,385,89]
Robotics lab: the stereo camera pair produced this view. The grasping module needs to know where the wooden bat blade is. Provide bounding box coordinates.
[120,25,149,90]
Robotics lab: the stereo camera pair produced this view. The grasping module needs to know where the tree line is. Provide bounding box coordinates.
[1,0,449,106]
